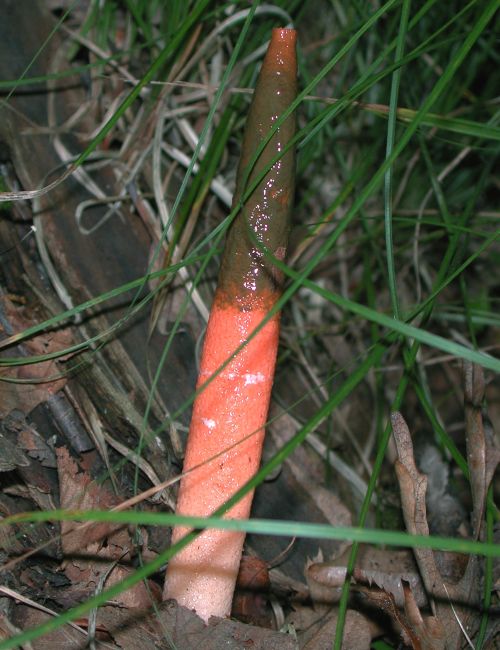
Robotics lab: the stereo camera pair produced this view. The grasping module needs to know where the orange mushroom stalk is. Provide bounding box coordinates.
[164,28,297,622]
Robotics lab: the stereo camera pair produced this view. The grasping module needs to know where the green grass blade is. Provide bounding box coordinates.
[384,0,411,320]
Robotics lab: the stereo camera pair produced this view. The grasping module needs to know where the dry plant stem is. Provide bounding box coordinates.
[463,361,487,539]
[164,28,297,621]
[392,412,445,608]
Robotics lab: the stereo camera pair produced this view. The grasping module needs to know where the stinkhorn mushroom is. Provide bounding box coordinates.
[164,27,297,622]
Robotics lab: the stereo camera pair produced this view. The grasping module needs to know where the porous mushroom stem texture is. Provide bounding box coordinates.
[164,27,297,622]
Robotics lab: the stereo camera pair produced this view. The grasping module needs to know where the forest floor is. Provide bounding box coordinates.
[0,1,499,648]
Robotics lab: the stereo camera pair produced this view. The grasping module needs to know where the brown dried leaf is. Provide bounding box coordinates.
[56,446,129,558]
[356,587,420,647]
[308,557,428,609]
[95,605,158,649]
[402,581,445,650]
[56,447,156,611]
[103,565,163,610]
[0,432,30,471]
[11,606,89,649]
[155,600,298,650]
[0,294,71,417]
[5,409,56,468]
[300,608,373,650]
